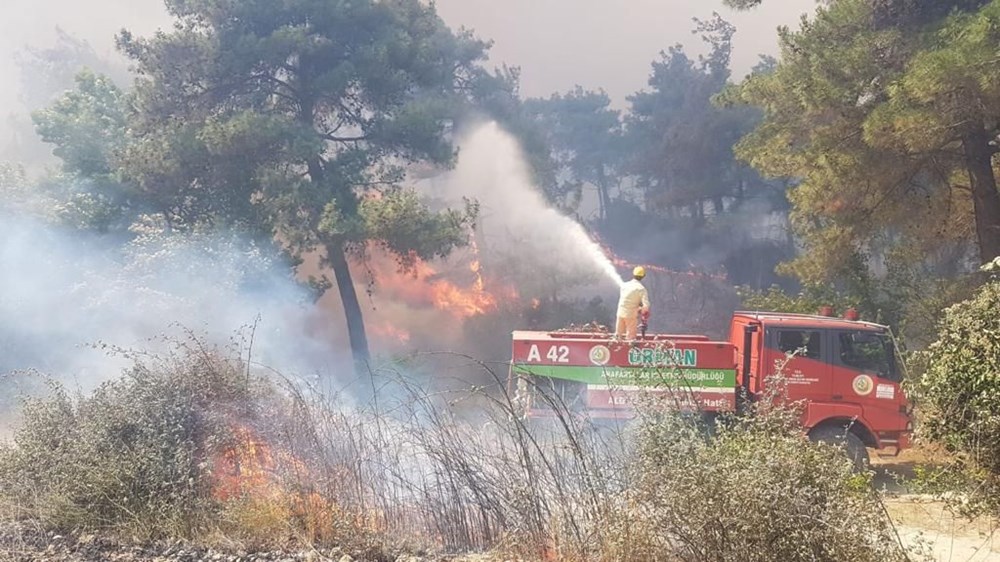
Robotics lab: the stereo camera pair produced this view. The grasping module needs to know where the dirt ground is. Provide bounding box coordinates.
[872,447,1000,561]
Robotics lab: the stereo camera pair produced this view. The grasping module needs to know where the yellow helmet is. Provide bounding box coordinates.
[633,266,646,279]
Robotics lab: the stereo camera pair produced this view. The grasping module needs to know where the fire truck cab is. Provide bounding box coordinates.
[732,311,911,463]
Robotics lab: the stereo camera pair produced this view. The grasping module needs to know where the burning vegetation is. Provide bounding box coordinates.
[345,241,522,355]
[0,340,917,561]
[8,0,998,557]
[352,229,736,360]
[365,244,509,321]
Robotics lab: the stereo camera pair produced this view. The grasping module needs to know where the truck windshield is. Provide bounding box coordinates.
[838,331,900,382]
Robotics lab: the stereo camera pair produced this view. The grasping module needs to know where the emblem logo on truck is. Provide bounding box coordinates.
[852,374,874,396]
[589,345,611,366]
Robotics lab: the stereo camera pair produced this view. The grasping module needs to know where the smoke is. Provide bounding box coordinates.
[0,121,626,415]
[316,120,627,379]
[427,121,624,293]
[0,212,345,404]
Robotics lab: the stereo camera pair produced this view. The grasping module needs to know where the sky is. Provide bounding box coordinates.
[0,0,817,114]
[433,0,816,103]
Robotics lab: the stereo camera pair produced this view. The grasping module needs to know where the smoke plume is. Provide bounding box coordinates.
[0,212,342,403]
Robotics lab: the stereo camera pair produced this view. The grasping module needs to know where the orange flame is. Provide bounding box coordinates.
[212,424,384,543]
[362,240,513,322]
[469,238,487,295]
[214,425,277,501]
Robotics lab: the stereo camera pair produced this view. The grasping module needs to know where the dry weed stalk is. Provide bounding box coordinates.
[0,340,920,561]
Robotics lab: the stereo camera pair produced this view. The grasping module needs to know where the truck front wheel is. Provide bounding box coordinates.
[808,425,870,471]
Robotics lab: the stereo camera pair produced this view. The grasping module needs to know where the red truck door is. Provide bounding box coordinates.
[830,330,908,433]
[763,327,832,402]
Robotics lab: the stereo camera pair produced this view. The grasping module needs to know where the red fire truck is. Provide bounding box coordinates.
[508,311,912,467]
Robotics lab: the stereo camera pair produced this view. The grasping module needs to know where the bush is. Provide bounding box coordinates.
[384,367,916,561]
[0,348,252,538]
[916,278,1000,515]
[627,403,910,561]
[738,283,852,316]
[0,346,919,560]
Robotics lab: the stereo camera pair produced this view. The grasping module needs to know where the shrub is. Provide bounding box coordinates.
[0,348,252,538]
[627,403,911,561]
[0,346,919,560]
[379,366,917,561]
[916,278,1000,515]
[738,283,852,316]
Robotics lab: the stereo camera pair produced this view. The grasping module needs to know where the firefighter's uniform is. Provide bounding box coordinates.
[615,266,650,340]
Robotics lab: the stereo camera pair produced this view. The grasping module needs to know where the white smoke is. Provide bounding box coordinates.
[0,120,626,411]
[425,121,624,296]
[0,212,343,397]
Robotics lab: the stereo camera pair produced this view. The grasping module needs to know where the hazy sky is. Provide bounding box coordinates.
[434,0,816,103]
[0,0,816,113]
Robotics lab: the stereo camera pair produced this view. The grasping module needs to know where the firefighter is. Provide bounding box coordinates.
[615,266,650,341]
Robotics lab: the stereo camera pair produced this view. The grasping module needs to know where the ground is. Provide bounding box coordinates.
[873,448,1000,561]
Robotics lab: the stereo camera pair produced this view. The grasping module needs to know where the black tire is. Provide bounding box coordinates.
[809,424,871,471]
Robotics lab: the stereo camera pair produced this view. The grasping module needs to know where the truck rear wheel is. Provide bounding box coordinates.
[809,425,870,471]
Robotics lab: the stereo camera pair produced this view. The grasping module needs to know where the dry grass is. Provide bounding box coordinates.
[0,338,924,561]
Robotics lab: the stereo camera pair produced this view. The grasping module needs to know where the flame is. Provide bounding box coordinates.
[213,424,277,501]
[212,424,381,542]
[469,238,487,294]
[362,240,513,322]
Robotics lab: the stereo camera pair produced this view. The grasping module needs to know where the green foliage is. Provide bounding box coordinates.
[583,15,793,293]
[723,0,763,8]
[739,283,852,315]
[917,279,1000,515]
[627,14,764,219]
[726,0,923,282]
[525,87,625,217]
[33,70,125,179]
[727,0,1000,290]
[0,350,252,538]
[111,0,494,363]
[865,0,1000,263]
[871,0,992,28]
[358,189,478,269]
[630,401,912,561]
[30,71,137,232]
[117,0,487,240]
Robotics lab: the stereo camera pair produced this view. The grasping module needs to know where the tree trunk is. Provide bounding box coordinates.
[326,240,371,368]
[596,166,612,222]
[693,201,705,225]
[302,145,372,370]
[712,196,725,215]
[962,125,1000,263]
